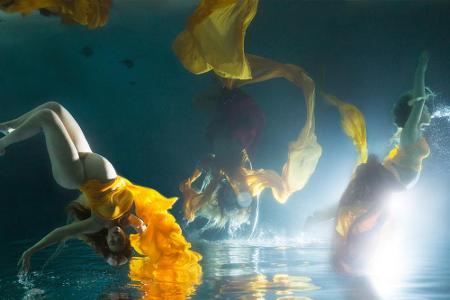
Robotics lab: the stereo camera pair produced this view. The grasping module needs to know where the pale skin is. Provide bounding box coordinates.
[304,52,431,228]
[0,102,145,272]
[400,51,431,146]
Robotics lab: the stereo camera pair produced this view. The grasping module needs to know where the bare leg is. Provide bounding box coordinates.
[0,109,85,189]
[0,101,92,153]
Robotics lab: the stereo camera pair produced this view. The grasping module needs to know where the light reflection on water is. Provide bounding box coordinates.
[0,238,449,299]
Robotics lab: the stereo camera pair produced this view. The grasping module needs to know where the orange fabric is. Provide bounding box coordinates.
[80,176,134,221]
[128,256,202,300]
[81,176,202,269]
[1,0,111,28]
[335,205,367,238]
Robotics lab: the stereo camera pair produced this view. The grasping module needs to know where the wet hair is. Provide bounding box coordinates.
[66,200,132,265]
[393,92,431,128]
[392,93,414,128]
[339,155,404,208]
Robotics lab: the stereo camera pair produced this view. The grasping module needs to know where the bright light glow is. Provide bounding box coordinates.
[368,237,407,297]
[367,192,411,297]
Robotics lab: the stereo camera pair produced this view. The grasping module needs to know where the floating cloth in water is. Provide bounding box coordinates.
[238,56,322,204]
[172,0,258,79]
[1,0,111,28]
[321,91,368,165]
[81,176,202,268]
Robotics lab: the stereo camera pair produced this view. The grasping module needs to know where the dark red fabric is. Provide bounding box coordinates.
[206,88,265,152]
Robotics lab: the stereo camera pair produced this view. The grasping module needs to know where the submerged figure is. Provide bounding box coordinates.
[174,0,321,232]
[179,55,322,231]
[0,102,201,272]
[318,52,432,275]
[0,0,112,29]
[383,52,431,187]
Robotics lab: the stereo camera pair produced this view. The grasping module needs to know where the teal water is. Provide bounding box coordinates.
[1,1,450,299]
[1,238,449,299]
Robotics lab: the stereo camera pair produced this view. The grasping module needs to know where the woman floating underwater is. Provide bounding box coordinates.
[319,52,432,275]
[0,102,201,272]
[174,0,322,231]
[0,0,111,28]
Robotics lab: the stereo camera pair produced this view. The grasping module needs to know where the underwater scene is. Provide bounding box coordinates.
[1,0,450,299]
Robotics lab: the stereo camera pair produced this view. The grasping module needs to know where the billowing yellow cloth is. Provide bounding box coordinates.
[81,176,202,268]
[321,91,368,165]
[1,0,111,28]
[238,56,322,204]
[180,57,322,214]
[80,176,135,220]
[172,0,258,79]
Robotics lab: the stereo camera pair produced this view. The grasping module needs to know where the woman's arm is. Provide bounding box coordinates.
[125,214,147,233]
[18,217,103,272]
[401,52,429,145]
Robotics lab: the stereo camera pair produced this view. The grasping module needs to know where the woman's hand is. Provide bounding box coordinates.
[18,248,33,273]
[418,51,429,71]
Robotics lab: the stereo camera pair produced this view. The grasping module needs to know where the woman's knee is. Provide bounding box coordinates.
[42,101,64,115]
[35,108,61,125]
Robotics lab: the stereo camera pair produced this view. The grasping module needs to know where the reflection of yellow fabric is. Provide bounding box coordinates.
[1,0,111,28]
[321,92,368,165]
[217,273,319,299]
[172,0,258,79]
[81,176,202,269]
[129,256,202,300]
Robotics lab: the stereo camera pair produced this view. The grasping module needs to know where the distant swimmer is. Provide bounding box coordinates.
[0,102,201,272]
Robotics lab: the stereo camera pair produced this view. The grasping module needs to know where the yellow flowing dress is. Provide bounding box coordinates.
[80,176,202,298]
[1,0,111,28]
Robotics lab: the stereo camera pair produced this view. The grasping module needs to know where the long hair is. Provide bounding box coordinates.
[66,197,132,265]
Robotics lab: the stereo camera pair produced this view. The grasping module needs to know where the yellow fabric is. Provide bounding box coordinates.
[180,152,250,222]
[80,176,134,221]
[335,205,367,238]
[128,256,202,300]
[81,176,202,270]
[240,58,322,204]
[1,0,111,28]
[172,0,258,79]
[383,137,430,172]
[180,57,322,213]
[321,91,368,165]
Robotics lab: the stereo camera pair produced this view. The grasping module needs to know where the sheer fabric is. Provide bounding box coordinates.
[172,0,258,79]
[1,0,111,28]
[321,91,368,165]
